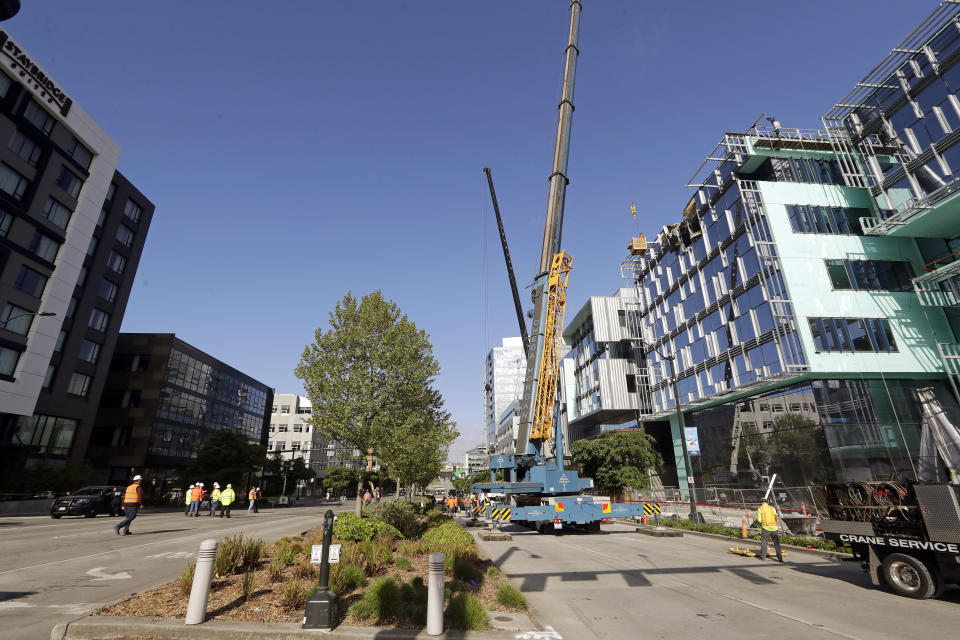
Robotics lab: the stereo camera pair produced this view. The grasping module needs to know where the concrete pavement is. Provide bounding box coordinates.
[0,504,350,640]
[472,521,960,640]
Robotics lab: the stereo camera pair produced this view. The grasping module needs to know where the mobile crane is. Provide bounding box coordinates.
[472,0,648,533]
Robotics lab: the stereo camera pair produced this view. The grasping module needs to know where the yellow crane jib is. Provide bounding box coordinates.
[529,250,573,442]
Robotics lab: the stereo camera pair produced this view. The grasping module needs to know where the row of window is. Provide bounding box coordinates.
[825,259,914,292]
[269,424,309,433]
[808,317,898,353]
[786,205,869,235]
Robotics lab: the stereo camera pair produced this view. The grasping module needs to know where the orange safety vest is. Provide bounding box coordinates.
[248,489,256,500]
[758,503,778,529]
[123,483,141,505]
[191,486,203,501]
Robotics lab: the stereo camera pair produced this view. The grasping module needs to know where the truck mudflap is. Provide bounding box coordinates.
[473,500,650,524]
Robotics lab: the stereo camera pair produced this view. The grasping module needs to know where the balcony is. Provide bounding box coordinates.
[861,175,960,238]
[914,251,960,306]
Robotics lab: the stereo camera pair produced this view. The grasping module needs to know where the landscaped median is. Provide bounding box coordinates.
[632,517,853,555]
[81,502,537,637]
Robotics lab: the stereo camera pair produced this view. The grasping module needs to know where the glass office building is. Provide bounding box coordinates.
[622,2,960,491]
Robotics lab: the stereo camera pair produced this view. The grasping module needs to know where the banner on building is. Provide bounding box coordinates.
[684,427,701,456]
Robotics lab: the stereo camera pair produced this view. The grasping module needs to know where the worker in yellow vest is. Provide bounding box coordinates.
[247,488,257,513]
[209,483,221,517]
[114,475,143,536]
[756,499,783,563]
[184,484,194,516]
[219,484,236,518]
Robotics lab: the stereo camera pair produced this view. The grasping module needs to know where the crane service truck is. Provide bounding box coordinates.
[471,0,649,533]
[820,481,960,599]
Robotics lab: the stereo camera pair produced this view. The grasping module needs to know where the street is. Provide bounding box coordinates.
[0,504,350,640]
[474,521,960,640]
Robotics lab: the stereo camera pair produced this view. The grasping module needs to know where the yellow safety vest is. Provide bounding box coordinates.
[757,504,778,531]
[211,489,221,501]
[220,488,235,505]
[185,491,192,505]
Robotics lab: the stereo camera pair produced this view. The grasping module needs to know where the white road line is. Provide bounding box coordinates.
[0,514,318,575]
[716,593,861,640]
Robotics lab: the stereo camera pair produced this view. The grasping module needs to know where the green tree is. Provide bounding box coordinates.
[296,291,459,515]
[322,467,359,497]
[380,414,456,498]
[570,430,663,499]
[454,471,492,494]
[184,429,266,492]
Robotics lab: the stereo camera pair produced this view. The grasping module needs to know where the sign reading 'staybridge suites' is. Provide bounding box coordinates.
[0,30,72,117]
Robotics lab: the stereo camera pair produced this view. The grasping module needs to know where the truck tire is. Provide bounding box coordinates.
[50,514,61,519]
[880,553,937,599]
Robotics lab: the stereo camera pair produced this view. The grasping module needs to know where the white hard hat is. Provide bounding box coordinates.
[189,484,195,488]
[199,482,204,487]
[133,475,143,481]
[227,484,232,488]
[214,482,220,487]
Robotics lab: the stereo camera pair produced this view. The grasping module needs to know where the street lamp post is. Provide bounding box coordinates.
[655,347,699,523]
[0,310,56,330]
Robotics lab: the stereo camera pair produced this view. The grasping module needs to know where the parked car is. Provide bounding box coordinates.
[50,486,123,518]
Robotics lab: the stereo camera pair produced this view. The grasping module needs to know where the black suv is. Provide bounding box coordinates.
[50,486,123,518]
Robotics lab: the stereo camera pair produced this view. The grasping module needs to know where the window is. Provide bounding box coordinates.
[0,345,20,376]
[88,307,110,332]
[23,99,54,135]
[123,199,142,222]
[267,442,273,450]
[0,163,28,199]
[30,231,60,262]
[42,198,72,229]
[271,405,278,414]
[68,138,92,170]
[98,278,118,303]
[825,260,852,289]
[789,403,802,412]
[1,303,33,335]
[78,339,101,364]
[42,364,55,388]
[808,317,898,353]
[787,205,867,235]
[275,441,286,451]
[9,130,41,165]
[281,405,290,414]
[269,425,275,433]
[293,424,303,432]
[14,265,47,297]
[0,71,10,98]
[54,330,66,352]
[291,442,301,451]
[0,209,11,236]
[56,166,82,198]
[296,406,312,414]
[86,235,97,257]
[824,259,914,292]
[115,224,134,247]
[278,425,289,432]
[76,265,88,287]
[66,372,91,397]
[65,296,78,319]
[106,250,126,274]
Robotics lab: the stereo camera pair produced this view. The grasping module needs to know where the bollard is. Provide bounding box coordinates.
[185,538,219,625]
[641,514,647,525]
[303,510,337,629]
[426,552,445,636]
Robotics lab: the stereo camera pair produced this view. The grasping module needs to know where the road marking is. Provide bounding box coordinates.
[86,567,131,580]
[515,626,563,640]
[48,603,96,615]
[0,514,318,575]
[716,594,860,640]
[145,551,193,560]
[0,601,33,611]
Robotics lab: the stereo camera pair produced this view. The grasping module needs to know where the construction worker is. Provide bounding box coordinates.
[255,487,262,512]
[363,489,372,507]
[189,483,203,517]
[184,484,194,516]
[757,499,784,563]
[219,483,236,518]
[209,483,221,516]
[114,475,143,535]
[247,487,256,513]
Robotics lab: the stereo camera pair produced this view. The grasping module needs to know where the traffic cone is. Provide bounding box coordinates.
[801,501,807,516]
[741,515,748,538]
[642,514,648,525]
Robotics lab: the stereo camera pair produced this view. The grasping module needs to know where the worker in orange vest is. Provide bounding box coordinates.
[114,475,143,535]
[189,483,203,517]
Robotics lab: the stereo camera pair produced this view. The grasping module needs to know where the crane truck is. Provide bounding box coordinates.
[471,0,649,533]
[820,481,960,598]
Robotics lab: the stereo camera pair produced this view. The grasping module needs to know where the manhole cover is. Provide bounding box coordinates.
[495,616,512,622]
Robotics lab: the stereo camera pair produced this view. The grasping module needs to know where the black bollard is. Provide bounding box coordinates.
[302,509,337,629]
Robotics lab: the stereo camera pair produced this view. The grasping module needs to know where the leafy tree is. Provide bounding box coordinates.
[184,429,266,492]
[571,430,663,498]
[323,466,359,496]
[454,471,492,494]
[380,414,456,498]
[296,291,459,515]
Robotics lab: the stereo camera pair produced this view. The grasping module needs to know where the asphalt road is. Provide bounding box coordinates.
[0,503,351,640]
[473,521,960,640]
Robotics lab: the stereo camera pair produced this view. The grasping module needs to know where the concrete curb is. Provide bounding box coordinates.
[640,525,852,560]
[50,616,529,640]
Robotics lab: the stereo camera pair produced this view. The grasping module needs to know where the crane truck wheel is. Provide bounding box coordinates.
[880,553,937,599]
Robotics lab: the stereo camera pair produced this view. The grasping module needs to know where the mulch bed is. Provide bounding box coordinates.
[99,525,531,629]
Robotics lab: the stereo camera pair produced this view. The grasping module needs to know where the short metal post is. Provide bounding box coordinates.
[303,510,337,629]
[427,552,444,636]
[185,538,218,625]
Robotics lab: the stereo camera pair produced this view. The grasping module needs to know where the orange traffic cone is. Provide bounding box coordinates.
[642,514,648,525]
[741,515,748,538]
[801,501,807,516]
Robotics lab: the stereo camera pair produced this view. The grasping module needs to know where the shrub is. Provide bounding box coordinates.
[241,570,256,601]
[293,555,314,580]
[496,584,527,609]
[394,556,413,570]
[277,545,297,567]
[281,580,307,608]
[422,522,473,549]
[401,575,428,625]
[424,508,451,529]
[365,501,427,538]
[334,512,402,542]
[242,537,265,570]
[352,576,401,623]
[486,566,501,578]
[447,593,487,631]
[268,557,283,582]
[453,556,482,583]
[399,540,426,556]
[330,563,366,594]
[340,542,366,567]
[179,562,195,594]
[215,534,246,576]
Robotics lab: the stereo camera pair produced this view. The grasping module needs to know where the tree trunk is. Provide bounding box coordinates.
[355,476,364,516]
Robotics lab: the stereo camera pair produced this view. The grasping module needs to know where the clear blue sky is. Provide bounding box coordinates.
[7,0,926,458]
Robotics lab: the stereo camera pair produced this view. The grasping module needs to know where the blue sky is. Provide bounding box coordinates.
[6,0,927,457]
